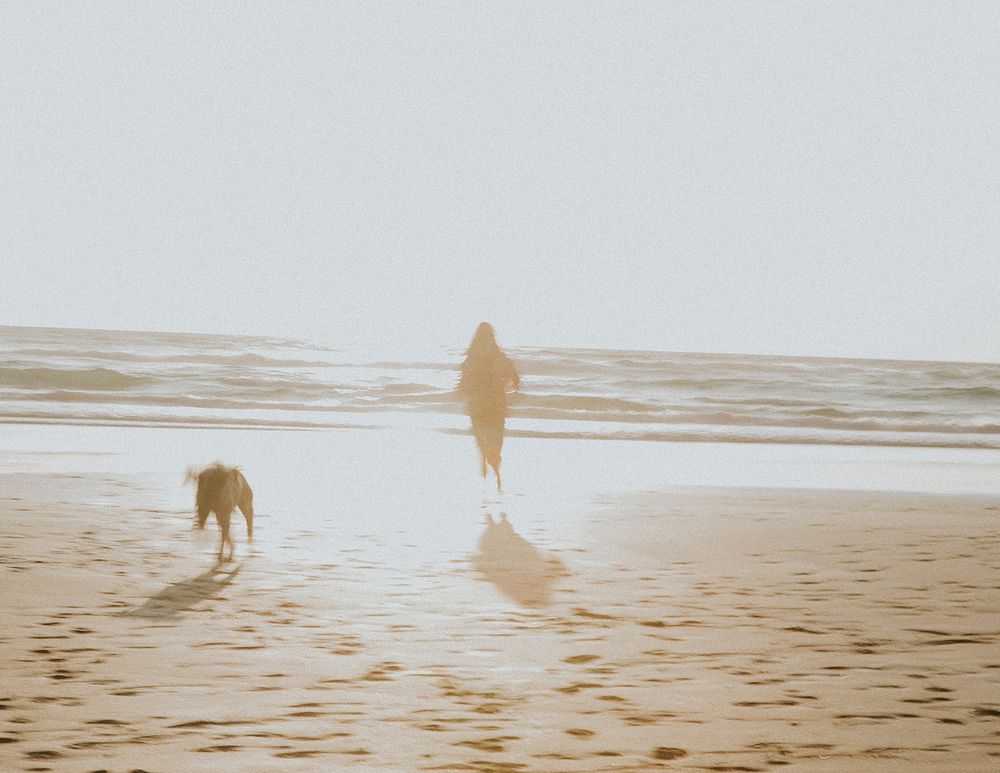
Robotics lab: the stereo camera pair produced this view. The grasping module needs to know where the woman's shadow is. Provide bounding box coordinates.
[122,564,242,619]
[472,513,567,608]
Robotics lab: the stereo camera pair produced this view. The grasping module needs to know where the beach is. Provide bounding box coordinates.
[4,0,1000,766]
[4,0,1000,768]
[1,425,998,772]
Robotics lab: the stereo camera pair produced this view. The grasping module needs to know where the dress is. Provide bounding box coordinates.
[459,348,519,469]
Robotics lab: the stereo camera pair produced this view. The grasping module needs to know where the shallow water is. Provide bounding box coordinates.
[2,325,998,448]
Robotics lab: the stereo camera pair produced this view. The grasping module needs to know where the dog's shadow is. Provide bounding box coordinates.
[472,513,568,608]
[122,563,242,619]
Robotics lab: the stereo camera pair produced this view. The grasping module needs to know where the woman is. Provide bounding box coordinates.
[458,322,520,490]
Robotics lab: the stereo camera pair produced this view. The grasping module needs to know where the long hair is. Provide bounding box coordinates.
[460,322,500,381]
[458,322,518,410]
[460,322,510,392]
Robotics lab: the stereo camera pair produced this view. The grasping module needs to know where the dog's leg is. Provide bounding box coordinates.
[237,475,254,543]
[217,510,232,563]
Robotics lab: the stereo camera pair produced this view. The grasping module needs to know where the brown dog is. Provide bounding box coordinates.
[186,464,253,563]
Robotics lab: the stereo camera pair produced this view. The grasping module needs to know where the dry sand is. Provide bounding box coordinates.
[1,449,999,771]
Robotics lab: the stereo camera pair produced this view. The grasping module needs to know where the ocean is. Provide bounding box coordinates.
[1,325,998,450]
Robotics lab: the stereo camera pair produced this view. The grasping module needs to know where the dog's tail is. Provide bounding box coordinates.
[184,465,201,486]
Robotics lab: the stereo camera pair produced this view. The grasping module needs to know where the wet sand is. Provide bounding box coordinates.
[1,432,999,771]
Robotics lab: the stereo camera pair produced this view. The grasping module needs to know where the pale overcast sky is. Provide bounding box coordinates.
[2,2,998,361]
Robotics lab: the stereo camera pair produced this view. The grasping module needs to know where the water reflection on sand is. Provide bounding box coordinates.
[472,512,568,608]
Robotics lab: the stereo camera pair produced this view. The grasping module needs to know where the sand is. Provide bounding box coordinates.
[1,428,999,772]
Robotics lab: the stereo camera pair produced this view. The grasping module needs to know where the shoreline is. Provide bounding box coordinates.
[3,423,999,498]
[2,414,998,452]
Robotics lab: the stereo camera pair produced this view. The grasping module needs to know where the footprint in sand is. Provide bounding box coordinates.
[24,749,64,759]
[651,746,688,760]
[454,735,518,753]
[562,654,601,664]
[359,661,403,682]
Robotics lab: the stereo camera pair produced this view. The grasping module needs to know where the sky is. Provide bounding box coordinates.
[1,2,998,362]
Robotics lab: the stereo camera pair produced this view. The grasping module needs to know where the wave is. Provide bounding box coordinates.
[8,384,993,439]
[895,386,1000,402]
[0,367,148,391]
[3,347,339,369]
[0,324,321,352]
[496,428,1000,449]
[1,408,996,450]
[516,394,661,413]
[2,325,999,449]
